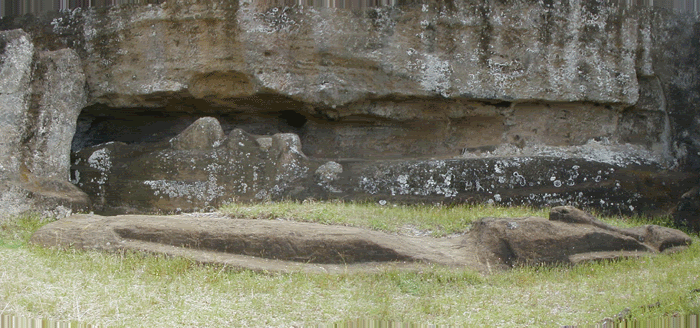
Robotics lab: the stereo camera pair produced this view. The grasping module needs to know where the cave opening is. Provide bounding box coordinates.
[70,96,312,155]
[72,95,616,163]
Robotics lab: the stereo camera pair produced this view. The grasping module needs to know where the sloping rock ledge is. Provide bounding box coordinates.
[30,206,691,274]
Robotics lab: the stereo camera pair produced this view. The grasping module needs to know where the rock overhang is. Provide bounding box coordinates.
[19,0,653,108]
[0,0,697,219]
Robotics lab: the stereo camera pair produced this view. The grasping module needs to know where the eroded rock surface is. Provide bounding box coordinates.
[0,1,698,216]
[474,206,692,269]
[30,212,477,273]
[30,206,692,273]
[72,117,312,213]
[69,116,697,214]
[0,29,89,217]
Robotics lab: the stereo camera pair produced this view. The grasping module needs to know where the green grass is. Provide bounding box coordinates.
[221,200,550,236]
[0,204,698,327]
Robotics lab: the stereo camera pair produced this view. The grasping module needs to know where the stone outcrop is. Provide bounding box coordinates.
[0,29,89,217]
[70,116,698,214]
[30,206,692,273]
[0,0,698,216]
[72,117,312,213]
[74,0,646,107]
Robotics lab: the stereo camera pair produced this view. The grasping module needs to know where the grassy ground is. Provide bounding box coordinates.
[221,200,551,236]
[0,203,699,327]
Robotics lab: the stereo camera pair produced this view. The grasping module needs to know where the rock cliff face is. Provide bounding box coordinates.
[0,29,89,217]
[0,0,698,216]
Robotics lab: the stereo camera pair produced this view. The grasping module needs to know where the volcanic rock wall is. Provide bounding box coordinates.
[0,0,698,216]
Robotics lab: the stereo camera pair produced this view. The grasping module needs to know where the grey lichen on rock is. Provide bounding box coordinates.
[27,48,87,181]
[315,161,343,182]
[71,117,317,213]
[225,128,258,152]
[0,29,89,217]
[0,0,697,217]
[255,137,273,151]
[0,29,34,180]
[315,161,343,193]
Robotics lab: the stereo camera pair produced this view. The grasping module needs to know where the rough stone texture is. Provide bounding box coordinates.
[30,213,478,273]
[47,0,646,107]
[27,48,87,181]
[170,117,226,150]
[340,155,696,214]
[472,206,692,268]
[30,207,691,273]
[72,118,313,213]
[649,12,700,171]
[70,117,698,214]
[0,29,33,181]
[673,186,700,232]
[315,161,343,193]
[0,1,698,216]
[0,29,89,218]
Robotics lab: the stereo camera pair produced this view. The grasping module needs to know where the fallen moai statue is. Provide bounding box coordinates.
[30,206,692,273]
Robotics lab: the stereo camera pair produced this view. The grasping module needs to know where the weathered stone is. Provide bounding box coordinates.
[53,0,646,107]
[651,13,700,171]
[72,128,698,214]
[26,48,87,181]
[551,205,692,252]
[30,213,478,273]
[0,179,90,218]
[471,206,691,268]
[72,118,315,213]
[30,206,691,273]
[225,128,257,152]
[673,186,700,232]
[315,161,343,182]
[0,1,698,217]
[315,161,343,193]
[170,117,226,150]
[255,137,273,151]
[0,29,33,181]
[0,29,89,218]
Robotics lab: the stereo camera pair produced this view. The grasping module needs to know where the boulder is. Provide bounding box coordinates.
[315,161,344,193]
[170,117,226,150]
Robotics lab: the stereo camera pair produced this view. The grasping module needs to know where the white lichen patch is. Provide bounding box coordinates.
[459,139,671,168]
[0,32,34,94]
[408,54,453,97]
[87,148,112,185]
[143,177,224,206]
